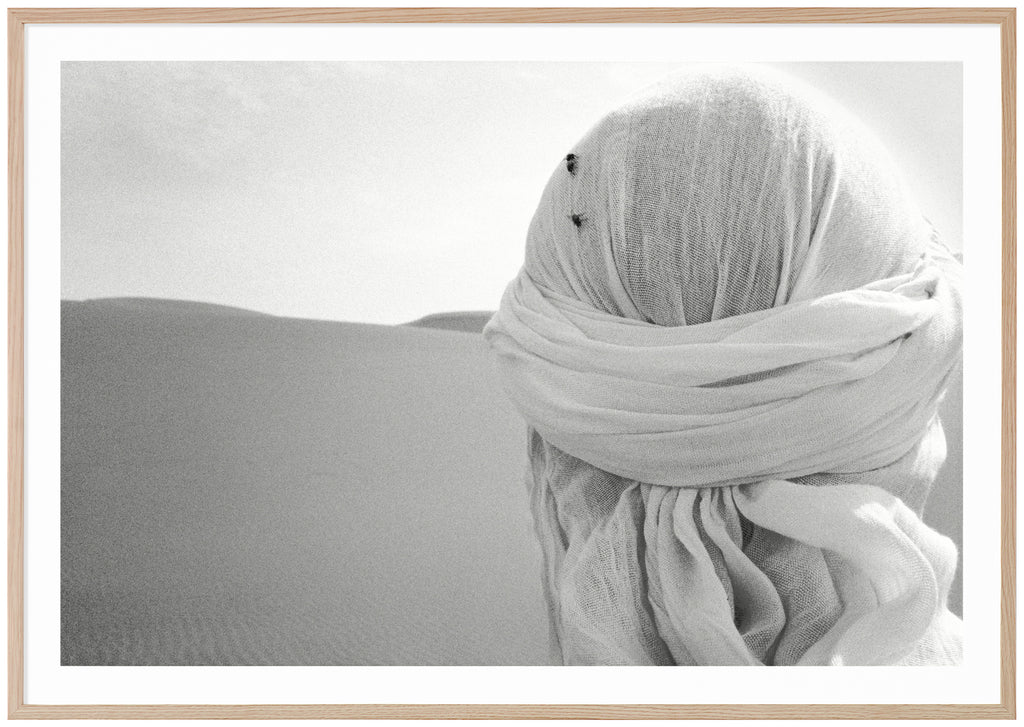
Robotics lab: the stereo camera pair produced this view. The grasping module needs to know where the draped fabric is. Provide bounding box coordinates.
[483,65,963,665]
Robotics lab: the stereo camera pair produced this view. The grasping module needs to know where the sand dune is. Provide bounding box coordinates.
[61,298,551,665]
[61,297,962,666]
[406,311,494,333]
[69,296,274,318]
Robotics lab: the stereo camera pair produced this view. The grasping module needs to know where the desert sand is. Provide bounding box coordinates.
[61,298,551,665]
[61,297,962,666]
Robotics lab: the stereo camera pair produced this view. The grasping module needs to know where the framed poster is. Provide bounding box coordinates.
[8,6,1016,719]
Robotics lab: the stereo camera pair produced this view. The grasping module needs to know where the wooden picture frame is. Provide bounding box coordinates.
[8,6,1016,719]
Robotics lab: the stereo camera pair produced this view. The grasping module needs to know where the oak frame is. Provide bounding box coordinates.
[8,7,1016,720]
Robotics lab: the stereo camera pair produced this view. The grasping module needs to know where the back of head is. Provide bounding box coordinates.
[493,63,961,508]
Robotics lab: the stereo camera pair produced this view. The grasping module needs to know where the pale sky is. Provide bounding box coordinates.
[61,62,962,324]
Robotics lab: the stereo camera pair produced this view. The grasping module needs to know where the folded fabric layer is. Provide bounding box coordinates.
[486,248,961,490]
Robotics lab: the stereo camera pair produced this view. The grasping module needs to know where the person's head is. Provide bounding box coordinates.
[486,64,961,508]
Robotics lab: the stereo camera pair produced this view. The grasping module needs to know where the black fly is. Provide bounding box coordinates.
[570,213,584,228]
[565,153,578,175]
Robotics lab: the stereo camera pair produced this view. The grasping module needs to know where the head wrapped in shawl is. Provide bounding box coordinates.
[484,65,963,666]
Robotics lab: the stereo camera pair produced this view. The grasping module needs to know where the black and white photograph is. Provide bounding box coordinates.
[60,60,964,668]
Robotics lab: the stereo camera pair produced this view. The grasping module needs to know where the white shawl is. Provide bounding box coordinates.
[484,65,963,666]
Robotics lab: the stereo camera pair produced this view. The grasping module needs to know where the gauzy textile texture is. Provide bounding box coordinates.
[484,66,964,666]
